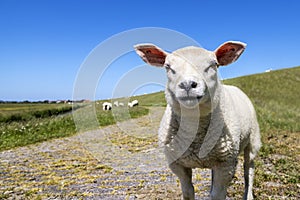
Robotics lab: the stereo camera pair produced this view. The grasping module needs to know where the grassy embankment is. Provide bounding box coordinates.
[0,102,148,151]
[223,66,299,198]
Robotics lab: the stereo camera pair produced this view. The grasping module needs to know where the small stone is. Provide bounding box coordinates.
[3,190,13,195]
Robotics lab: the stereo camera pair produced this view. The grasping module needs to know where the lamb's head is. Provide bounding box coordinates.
[134,41,246,109]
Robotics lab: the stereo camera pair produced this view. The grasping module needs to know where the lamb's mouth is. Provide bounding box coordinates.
[177,95,204,108]
[178,95,203,102]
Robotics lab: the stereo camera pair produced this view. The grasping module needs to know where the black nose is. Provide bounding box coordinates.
[179,81,198,92]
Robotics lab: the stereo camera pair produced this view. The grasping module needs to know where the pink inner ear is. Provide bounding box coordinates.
[135,44,167,67]
[215,42,245,66]
[146,48,165,57]
[146,48,166,65]
[216,46,235,58]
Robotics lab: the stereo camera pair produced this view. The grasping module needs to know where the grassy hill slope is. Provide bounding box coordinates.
[224,67,300,133]
[224,67,300,197]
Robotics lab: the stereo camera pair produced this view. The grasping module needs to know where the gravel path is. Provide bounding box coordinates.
[0,107,246,199]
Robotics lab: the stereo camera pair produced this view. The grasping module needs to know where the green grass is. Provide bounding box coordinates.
[0,103,74,123]
[95,105,149,126]
[133,91,166,107]
[103,91,166,108]
[223,67,300,133]
[0,115,76,151]
[223,66,300,198]
[0,103,77,151]
[0,103,149,151]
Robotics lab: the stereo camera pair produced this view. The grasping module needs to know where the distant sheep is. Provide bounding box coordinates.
[135,41,261,200]
[265,68,272,73]
[113,101,119,107]
[102,102,112,111]
[128,99,139,107]
[118,102,124,107]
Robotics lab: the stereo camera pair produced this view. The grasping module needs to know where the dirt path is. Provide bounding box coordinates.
[1,107,245,199]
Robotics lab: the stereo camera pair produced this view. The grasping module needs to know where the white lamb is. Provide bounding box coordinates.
[128,99,139,107]
[134,41,261,200]
[102,102,112,111]
[114,101,119,107]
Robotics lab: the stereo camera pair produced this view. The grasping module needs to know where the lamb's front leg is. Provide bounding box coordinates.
[169,162,194,200]
[211,164,236,200]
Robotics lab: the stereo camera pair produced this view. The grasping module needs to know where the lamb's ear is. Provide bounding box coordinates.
[215,41,246,66]
[134,44,168,67]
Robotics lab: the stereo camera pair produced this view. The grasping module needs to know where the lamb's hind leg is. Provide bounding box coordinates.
[243,144,256,200]
[169,162,194,200]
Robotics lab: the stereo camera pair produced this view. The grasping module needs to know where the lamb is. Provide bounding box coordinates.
[102,102,112,110]
[134,41,261,200]
[114,101,119,107]
[128,99,139,107]
[114,101,125,107]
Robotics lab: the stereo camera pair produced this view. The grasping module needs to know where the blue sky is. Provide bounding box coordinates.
[1,0,299,101]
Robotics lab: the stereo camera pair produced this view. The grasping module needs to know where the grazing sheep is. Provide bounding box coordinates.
[114,101,119,107]
[128,99,139,107]
[102,102,112,111]
[131,99,139,107]
[265,68,272,73]
[118,102,124,106]
[134,41,261,200]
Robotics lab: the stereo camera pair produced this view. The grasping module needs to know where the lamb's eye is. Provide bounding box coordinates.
[204,67,209,73]
[164,63,176,74]
[205,63,218,73]
[164,63,171,69]
[204,66,212,73]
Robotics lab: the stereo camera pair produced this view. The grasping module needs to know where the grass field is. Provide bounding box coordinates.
[0,102,149,151]
[0,103,73,122]
[223,67,300,197]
